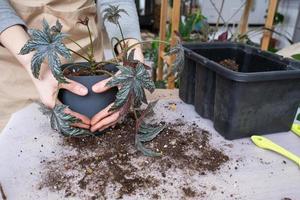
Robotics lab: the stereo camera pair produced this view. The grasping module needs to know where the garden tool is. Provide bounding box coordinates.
[251,135,300,167]
[291,123,300,137]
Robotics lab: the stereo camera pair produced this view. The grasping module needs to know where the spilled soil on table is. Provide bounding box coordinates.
[38,115,229,199]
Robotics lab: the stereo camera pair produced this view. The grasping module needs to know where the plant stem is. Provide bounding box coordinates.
[67,48,91,63]
[116,21,126,50]
[86,23,95,60]
[91,61,118,74]
[111,37,121,59]
[96,60,119,66]
[123,40,170,57]
[94,69,114,77]
[133,108,138,121]
[66,37,90,57]
[237,27,293,44]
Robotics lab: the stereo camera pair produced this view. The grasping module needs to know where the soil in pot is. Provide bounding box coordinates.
[218,58,239,72]
[58,63,118,119]
[63,63,116,76]
[38,114,230,199]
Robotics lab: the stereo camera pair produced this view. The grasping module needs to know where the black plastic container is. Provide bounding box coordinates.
[180,42,300,140]
[58,63,118,119]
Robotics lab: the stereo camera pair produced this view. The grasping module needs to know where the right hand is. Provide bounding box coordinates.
[0,25,90,130]
[90,77,121,133]
[30,65,91,129]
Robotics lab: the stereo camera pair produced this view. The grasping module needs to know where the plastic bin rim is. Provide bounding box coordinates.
[183,43,300,82]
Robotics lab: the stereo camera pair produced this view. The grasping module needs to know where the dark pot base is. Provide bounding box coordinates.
[58,63,118,119]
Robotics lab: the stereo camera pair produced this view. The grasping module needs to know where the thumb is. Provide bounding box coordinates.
[92,77,112,93]
[59,79,88,96]
[92,70,120,93]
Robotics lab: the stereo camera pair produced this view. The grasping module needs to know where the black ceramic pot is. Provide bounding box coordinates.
[58,62,118,119]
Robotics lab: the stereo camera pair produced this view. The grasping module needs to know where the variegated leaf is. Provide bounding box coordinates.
[138,122,165,142]
[103,5,128,25]
[31,48,47,78]
[19,19,71,83]
[39,104,92,137]
[110,83,132,111]
[134,101,164,157]
[106,63,155,111]
[135,100,158,129]
[48,52,67,83]
[135,63,155,93]
[165,41,185,74]
[127,49,135,61]
[135,135,161,157]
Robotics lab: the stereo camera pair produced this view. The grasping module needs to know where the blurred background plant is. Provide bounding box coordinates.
[137,0,299,88]
[144,5,210,88]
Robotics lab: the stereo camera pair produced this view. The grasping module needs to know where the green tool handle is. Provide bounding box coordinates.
[291,123,300,137]
[251,135,300,167]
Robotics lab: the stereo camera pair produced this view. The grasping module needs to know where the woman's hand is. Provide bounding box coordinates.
[30,65,91,129]
[0,25,91,129]
[90,39,144,133]
[90,79,121,132]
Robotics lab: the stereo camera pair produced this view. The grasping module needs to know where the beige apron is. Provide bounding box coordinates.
[0,0,104,130]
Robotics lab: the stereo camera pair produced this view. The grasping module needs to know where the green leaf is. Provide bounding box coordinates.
[138,122,165,142]
[40,104,92,137]
[110,83,132,110]
[55,41,72,60]
[274,12,284,25]
[127,49,135,61]
[142,101,158,117]
[48,52,67,83]
[31,49,47,78]
[106,63,155,111]
[136,63,155,92]
[103,5,128,25]
[19,40,41,55]
[134,101,164,157]
[165,42,185,74]
[135,101,158,128]
[135,136,161,157]
[292,54,300,61]
[19,19,71,83]
[296,113,300,121]
[179,11,204,39]
[51,20,63,33]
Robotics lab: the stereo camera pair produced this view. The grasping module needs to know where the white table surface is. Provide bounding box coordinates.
[0,95,300,200]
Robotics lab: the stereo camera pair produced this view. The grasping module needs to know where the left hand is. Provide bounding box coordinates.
[90,39,144,132]
[90,79,120,132]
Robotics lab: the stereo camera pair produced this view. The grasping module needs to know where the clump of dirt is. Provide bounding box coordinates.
[182,187,196,198]
[149,121,229,173]
[39,116,229,199]
[219,59,239,71]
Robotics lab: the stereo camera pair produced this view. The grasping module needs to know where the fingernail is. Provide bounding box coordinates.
[79,87,87,94]
[92,85,97,92]
[92,83,101,92]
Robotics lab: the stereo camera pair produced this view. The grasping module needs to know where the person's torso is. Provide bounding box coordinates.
[0,0,104,129]
[9,0,103,61]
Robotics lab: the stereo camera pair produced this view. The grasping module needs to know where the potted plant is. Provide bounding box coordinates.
[20,5,184,156]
